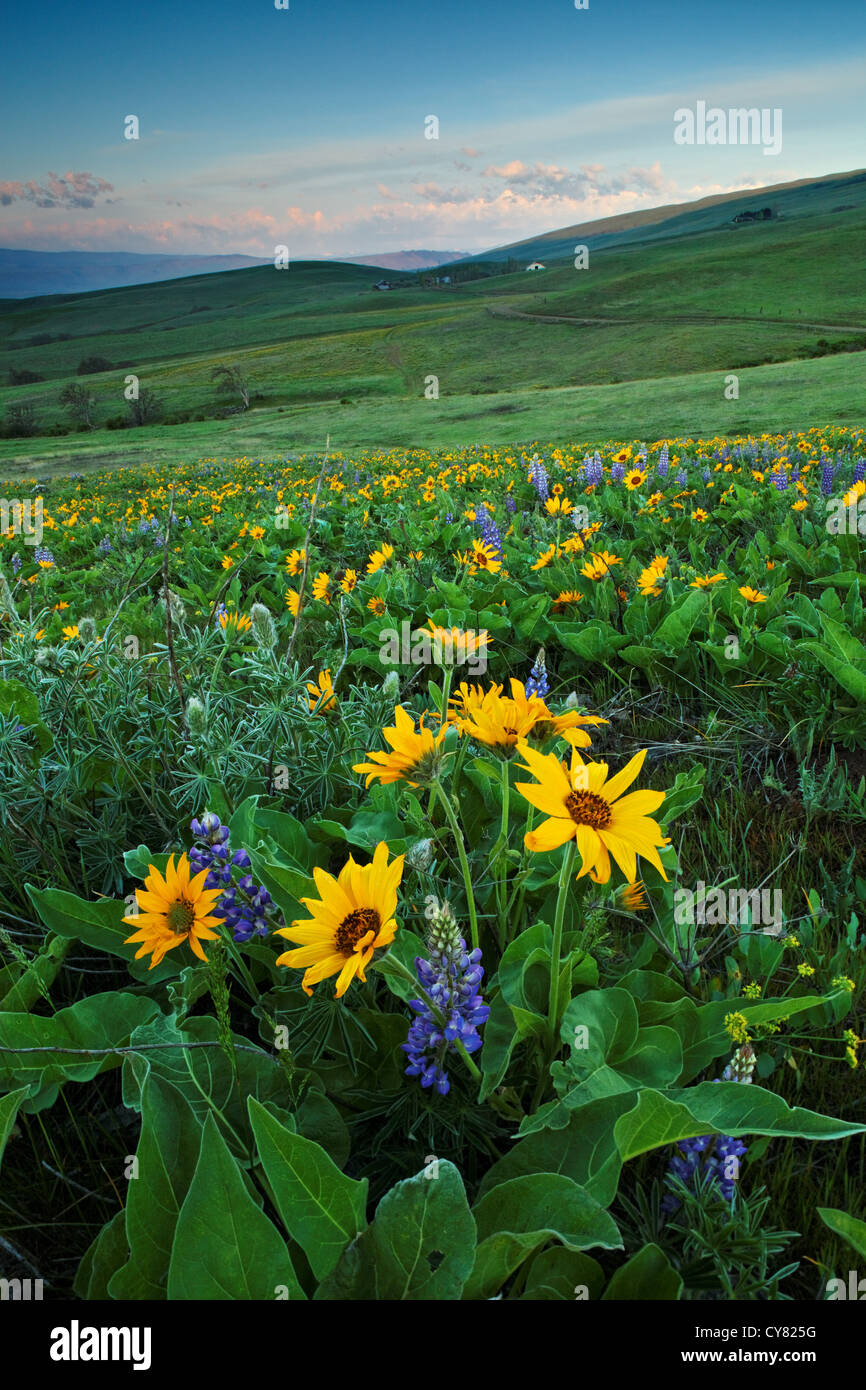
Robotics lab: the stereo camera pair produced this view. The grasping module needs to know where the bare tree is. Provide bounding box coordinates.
[59,382,96,429]
[211,364,250,413]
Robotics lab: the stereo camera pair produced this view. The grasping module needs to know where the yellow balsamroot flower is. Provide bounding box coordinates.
[123,854,223,970]
[306,669,337,713]
[353,705,448,787]
[62,625,80,640]
[426,623,491,665]
[285,548,306,576]
[691,508,709,522]
[690,573,726,589]
[274,841,404,998]
[738,586,767,604]
[580,550,622,582]
[221,555,234,570]
[616,880,648,911]
[514,738,669,883]
[448,678,605,755]
[792,499,808,512]
[624,469,646,491]
[638,555,668,597]
[545,495,573,516]
[340,569,359,593]
[219,611,252,638]
[531,544,560,570]
[285,588,301,617]
[552,590,583,612]
[468,538,501,574]
[312,571,331,604]
[367,596,387,617]
[249,526,266,540]
[367,543,394,574]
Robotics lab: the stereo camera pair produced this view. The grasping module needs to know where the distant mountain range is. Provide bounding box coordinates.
[332,249,471,271]
[0,249,273,298]
[0,247,472,298]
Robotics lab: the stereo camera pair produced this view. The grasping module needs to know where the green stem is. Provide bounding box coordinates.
[548,838,577,1039]
[433,779,479,951]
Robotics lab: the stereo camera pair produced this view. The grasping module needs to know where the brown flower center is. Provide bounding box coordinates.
[335,907,381,955]
[167,899,195,935]
[564,790,612,830]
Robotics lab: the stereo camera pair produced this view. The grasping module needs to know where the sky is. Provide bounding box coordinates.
[0,0,864,259]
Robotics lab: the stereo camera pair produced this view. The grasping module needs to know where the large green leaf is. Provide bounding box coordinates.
[601,1243,683,1300]
[817,1207,866,1261]
[26,884,179,983]
[553,989,683,1106]
[121,1014,293,1159]
[0,992,160,1088]
[0,1086,29,1176]
[316,1160,475,1300]
[167,1113,304,1300]
[614,1084,866,1163]
[109,1073,202,1299]
[519,1246,606,1301]
[478,1097,633,1208]
[465,1174,621,1300]
[74,1211,129,1300]
[248,1097,367,1281]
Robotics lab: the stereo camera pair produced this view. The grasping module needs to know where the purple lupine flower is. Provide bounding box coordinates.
[658,444,669,478]
[189,813,273,943]
[505,495,517,514]
[34,546,54,564]
[529,454,549,502]
[676,469,688,485]
[525,648,550,699]
[611,461,626,484]
[478,507,502,558]
[853,458,865,485]
[11,554,21,575]
[702,468,711,483]
[97,536,112,555]
[662,1043,754,1213]
[585,452,603,487]
[821,460,835,496]
[402,899,489,1095]
[772,467,788,491]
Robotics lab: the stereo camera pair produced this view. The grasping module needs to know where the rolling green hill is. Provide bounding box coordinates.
[1,169,864,470]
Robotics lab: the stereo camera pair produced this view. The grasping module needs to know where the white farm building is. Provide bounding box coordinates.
[526,261,546,271]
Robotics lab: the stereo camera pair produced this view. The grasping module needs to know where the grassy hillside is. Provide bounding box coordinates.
[1,171,864,468]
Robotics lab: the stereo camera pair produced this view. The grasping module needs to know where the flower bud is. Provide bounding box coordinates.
[250,602,277,650]
[186,696,208,736]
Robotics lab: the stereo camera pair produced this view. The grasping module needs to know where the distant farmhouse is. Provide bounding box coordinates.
[526,261,546,271]
[732,207,775,224]
[373,279,392,291]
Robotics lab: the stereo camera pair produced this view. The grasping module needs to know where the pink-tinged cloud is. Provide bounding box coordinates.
[0,171,114,209]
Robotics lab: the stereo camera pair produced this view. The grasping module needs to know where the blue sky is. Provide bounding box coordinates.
[1,0,863,256]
